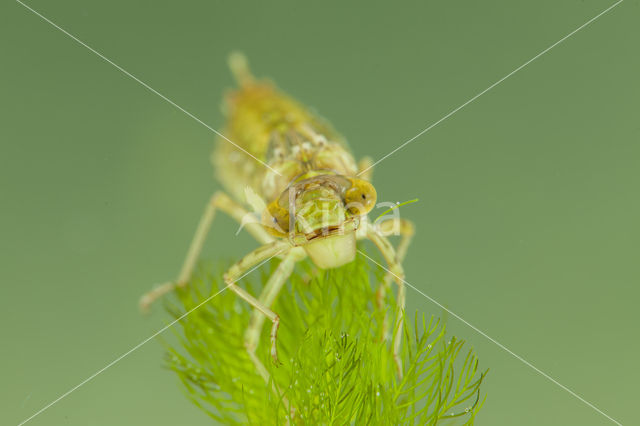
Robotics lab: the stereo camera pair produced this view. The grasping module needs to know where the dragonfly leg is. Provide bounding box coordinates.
[223,240,291,364]
[366,227,407,379]
[373,218,415,342]
[139,191,273,312]
[222,240,292,412]
[244,249,303,383]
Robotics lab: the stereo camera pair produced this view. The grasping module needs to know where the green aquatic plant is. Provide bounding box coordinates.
[164,254,486,425]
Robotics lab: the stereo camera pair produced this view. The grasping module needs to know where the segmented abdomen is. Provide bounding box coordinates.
[213,81,358,203]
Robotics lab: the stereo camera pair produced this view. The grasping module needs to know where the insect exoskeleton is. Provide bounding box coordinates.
[263,173,377,269]
[141,52,414,389]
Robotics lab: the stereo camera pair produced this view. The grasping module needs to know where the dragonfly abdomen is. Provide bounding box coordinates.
[214,80,357,204]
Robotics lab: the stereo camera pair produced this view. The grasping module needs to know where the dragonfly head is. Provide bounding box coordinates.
[263,174,377,268]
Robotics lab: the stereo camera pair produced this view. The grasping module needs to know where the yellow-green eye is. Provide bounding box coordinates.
[264,201,289,236]
[344,178,376,216]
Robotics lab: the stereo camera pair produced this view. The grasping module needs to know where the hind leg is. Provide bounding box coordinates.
[139,191,273,311]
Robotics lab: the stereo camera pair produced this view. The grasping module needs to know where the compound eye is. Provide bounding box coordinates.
[345,179,376,216]
[264,202,289,236]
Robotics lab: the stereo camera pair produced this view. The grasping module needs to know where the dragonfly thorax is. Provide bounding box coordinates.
[262,173,376,268]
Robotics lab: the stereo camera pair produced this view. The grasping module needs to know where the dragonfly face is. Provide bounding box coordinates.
[263,174,377,268]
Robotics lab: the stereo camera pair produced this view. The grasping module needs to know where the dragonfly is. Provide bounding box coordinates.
[140,53,415,381]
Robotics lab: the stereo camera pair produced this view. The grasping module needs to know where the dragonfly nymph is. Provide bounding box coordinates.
[141,53,415,381]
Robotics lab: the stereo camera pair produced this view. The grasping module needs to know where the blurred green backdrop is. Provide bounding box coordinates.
[1,1,637,425]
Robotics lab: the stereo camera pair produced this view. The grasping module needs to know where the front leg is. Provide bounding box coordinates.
[244,249,304,384]
[220,239,292,414]
[223,240,292,367]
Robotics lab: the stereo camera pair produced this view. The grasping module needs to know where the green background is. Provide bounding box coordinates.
[2,1,637,424]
